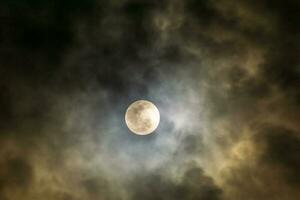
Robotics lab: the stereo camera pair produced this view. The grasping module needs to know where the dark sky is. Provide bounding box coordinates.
[0,0,299,199]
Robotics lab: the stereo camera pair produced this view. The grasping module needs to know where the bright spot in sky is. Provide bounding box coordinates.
[125,100,160,135]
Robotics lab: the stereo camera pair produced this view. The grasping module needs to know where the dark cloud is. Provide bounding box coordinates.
[219,125,300,200]
[259,126,300,186]
[82,177,115,200]
[0,156,33,199]
[0,0,299,199]
[130,167,222,200]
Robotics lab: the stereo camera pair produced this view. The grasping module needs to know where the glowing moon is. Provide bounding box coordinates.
[125,100,160,135]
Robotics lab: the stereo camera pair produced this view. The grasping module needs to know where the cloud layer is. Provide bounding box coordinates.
[0,0,299,199]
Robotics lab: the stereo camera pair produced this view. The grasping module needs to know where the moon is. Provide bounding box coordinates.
[125,100,160,135]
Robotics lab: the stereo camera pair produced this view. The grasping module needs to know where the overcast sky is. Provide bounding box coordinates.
[0,0,299,199]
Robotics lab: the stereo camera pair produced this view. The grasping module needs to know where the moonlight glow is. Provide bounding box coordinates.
[125,100,160,135]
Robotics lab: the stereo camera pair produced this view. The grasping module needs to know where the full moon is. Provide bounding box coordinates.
[125,100,160,135]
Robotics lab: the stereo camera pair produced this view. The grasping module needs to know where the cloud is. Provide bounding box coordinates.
[0,0,299,199]
[129,167,222,200]
[218,125,300,200]
[259,126,300,186]
[0,140,33,199]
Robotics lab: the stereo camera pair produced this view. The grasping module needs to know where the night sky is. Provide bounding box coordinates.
[0,0,300,199]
